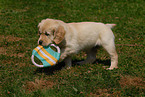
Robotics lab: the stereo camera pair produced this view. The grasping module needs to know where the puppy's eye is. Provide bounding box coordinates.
[45,33,49,36]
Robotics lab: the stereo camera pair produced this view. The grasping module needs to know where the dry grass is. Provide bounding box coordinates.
[0,35,23,42]
[91,89,110,97]
[0,47,7,55]
[24,78,55,92]
[0,35,26,58]
[119,75,145,89]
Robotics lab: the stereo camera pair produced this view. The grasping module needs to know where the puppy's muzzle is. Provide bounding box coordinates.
[39,40,43,45]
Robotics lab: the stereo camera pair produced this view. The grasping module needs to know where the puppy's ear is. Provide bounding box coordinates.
[53,25,66,44]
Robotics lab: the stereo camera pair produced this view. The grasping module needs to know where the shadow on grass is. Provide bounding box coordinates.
[72,59,110,67]
[95,59,111,66]
[34,59,110,75]
[34,61,66,75]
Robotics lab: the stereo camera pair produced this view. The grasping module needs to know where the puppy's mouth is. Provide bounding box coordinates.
[38,40,51,46]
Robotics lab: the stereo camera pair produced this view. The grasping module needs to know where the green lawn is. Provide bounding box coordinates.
[0,0,145,96]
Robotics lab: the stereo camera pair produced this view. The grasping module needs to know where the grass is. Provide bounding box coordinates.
[0,0,145,96]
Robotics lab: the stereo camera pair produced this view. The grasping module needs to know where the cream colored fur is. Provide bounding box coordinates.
[38,18,118,70]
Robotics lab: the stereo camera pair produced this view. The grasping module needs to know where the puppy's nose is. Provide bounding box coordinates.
[39,40,43,45]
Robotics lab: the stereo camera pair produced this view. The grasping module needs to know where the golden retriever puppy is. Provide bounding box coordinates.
[38,18,118,70]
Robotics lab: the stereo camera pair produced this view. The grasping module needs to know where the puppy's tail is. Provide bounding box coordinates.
[106,24,116,29]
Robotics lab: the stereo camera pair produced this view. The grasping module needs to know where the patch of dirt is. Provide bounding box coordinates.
[119,75,145,88]
[96,89,110,97]
[10,53,25,58]
[0,46,25,58]
[0,35,25,57]
[0,47,7,55]
[16,63,27,67]
[0,35,23,43]
[88,89,110,97]
[24,78,55,92]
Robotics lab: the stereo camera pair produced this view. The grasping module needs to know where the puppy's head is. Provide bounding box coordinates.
[38,19,66,46]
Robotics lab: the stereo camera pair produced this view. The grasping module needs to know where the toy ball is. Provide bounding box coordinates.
[31,44,60,67]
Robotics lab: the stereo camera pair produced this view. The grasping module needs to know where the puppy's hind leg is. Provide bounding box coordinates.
[102,41,118,70]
